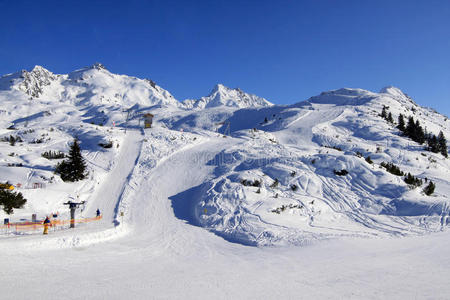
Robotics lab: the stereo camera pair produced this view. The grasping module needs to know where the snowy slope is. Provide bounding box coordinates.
[1,66,450,298]
[165,87,450,246]
[1,64,449,246]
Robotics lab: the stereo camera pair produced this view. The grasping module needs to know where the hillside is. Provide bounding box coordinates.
[1,64,450,299]
[0,65,449,248]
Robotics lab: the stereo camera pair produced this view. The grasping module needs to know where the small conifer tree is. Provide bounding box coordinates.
[415,120,425,144]
[406,116,415,139]
[423,181,435,196]
[55,138,87,182]
[0,189,27,214]
[397,114,405,132]
[438,131,448,158]
[387,112,394,123]
[270,178,279,188]
[9,135,16,146]
[427,134,439,153]
[381,106,387,119]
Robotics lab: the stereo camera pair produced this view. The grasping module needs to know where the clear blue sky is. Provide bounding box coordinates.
[1,0,449,116]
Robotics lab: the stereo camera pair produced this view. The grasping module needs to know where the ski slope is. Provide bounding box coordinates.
[1,127,450,299]
[85,129,143,226]
[1,65,450,298]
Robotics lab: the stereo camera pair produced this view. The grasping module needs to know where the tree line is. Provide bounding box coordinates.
[381,106,448,158]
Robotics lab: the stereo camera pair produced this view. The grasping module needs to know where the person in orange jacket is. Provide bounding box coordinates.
[43,216,51,234]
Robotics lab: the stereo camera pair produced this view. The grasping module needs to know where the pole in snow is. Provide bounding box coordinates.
[63,201,85,228]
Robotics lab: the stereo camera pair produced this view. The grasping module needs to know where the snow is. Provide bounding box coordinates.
[182,83,273,109]
[0,64,450,298]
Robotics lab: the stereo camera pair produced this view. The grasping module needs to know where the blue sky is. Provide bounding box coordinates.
[1,0,449,116]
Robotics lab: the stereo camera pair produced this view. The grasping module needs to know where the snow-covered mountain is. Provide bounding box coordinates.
[0,63,180,108]
[0,65,273,119]
[182,83,273,109]
[0,64,449,249]
[2,66,450,297]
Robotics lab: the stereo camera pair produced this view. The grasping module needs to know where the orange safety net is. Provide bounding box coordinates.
[1,216,102,232]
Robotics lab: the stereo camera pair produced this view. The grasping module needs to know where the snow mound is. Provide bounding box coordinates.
[304,88,376,106]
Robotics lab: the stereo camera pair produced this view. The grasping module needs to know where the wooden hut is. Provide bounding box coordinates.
[144,113,154,128]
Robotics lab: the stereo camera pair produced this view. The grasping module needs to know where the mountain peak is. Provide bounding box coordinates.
[91,62,107,70]
[380,86,406,98]
[70,63,108,76]
[15,65,56,98]
[30,65,51,74]
[210,83,228,95]
[184,84,273,109]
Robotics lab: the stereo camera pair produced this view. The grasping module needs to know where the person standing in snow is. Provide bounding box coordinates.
[43,216,51,234]
[96,209,101,218]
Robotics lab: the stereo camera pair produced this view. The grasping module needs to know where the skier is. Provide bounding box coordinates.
[43,216,51,235]
[96,208,101,218]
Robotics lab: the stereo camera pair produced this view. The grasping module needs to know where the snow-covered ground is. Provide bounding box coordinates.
[0,65,449,298]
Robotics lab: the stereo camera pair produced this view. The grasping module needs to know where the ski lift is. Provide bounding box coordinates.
[63,200,85,228]
[215,121,231,136]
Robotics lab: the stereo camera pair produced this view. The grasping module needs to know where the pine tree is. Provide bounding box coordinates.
[387,112,394,123]
[423,181,435,196]
[404,116,425,144]
[415,120,425,144]
[381,106,387,119]
[405,116,415,139]
[427,134,439,153]
[55,138,87,182]
[9,135,16,146]
[438,131,448,158]
[397,114,405,132]
[0,189,27,214]
[404,173,422,187]
[270,178,279,188]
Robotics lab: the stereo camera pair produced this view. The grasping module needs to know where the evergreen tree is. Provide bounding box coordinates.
[380,162,404,176]
[438,131,448,158]
[270,178,279,188]
[0,189,27,214]
[415,120,425,144]
[387,112,394,123]
[55,138,87,182]
[405,116,415,139]
[423,181,435,196]
[404,173,423,187]
[397,114,405,132]
[427,134,439,153]
[9,135,16,146]
[404,116,425,144]
[381,106,387,119]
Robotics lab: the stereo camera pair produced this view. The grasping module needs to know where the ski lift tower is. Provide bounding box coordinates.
[215,121,231,136]
[123,107,134,134]
[63,200,85,228]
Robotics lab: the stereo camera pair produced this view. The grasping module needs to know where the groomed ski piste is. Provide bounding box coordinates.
[1,65,450,299]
